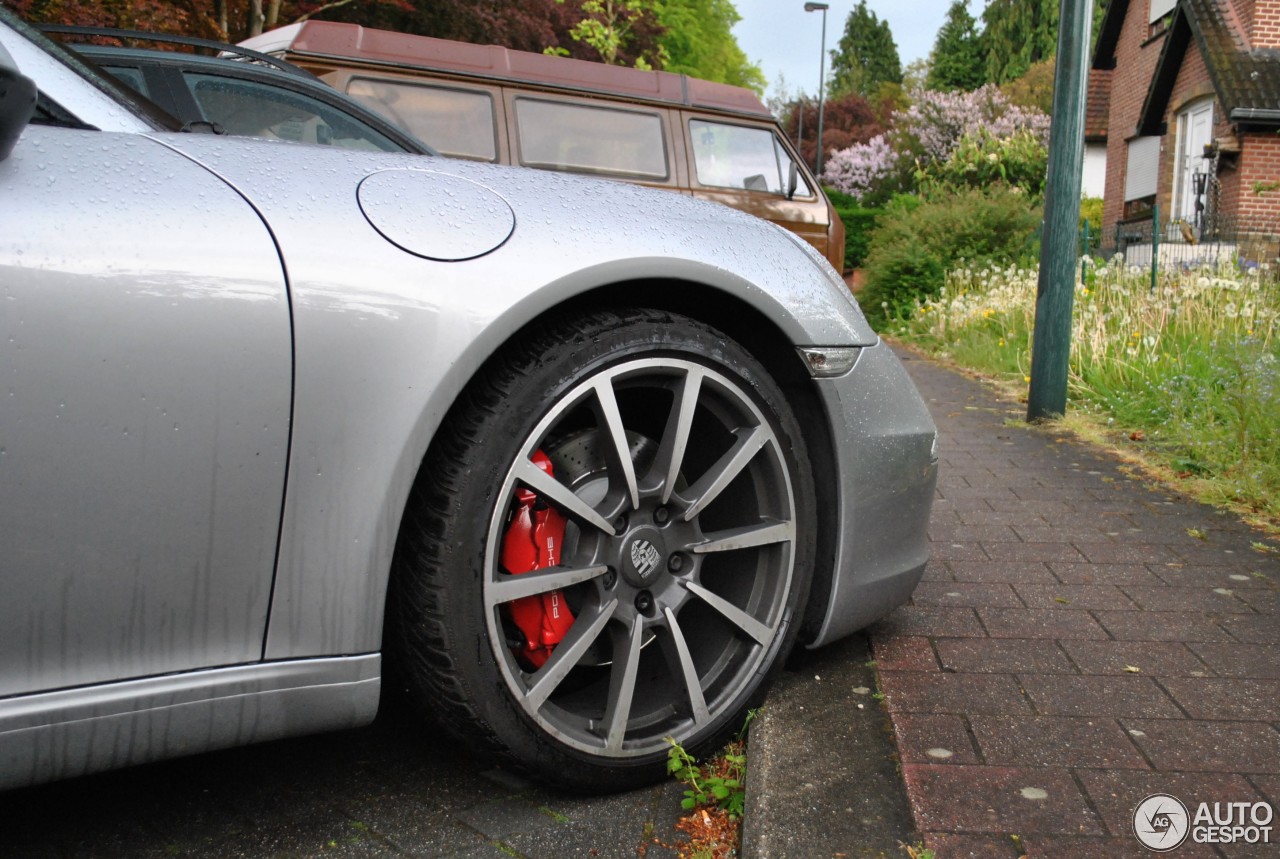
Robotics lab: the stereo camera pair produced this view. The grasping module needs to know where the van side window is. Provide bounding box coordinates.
[513,98,667,179]
[346,78,497,161]
[691,120,807,196]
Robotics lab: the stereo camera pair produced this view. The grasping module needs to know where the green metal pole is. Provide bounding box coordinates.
[1027,0,1095,421]
[1151,203,1159,292]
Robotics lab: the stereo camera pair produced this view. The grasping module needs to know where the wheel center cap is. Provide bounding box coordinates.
[622,529,665,586]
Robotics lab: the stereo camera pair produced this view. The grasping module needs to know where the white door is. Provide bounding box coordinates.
[1175,101,1213,225]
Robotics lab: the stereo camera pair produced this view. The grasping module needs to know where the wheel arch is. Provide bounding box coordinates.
[381,276,840,657]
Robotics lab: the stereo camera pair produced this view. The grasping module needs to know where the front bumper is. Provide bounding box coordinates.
[806,341,938,647]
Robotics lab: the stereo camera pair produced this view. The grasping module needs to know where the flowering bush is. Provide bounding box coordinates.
[898,85,1049,162]
[821,84,1050,203]
[922,128,1049,201]
[821,134,898,204]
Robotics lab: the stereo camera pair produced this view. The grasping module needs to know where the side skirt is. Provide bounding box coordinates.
[0,655,380,790]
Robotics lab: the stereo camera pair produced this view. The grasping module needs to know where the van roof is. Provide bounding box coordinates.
[240,21,772,119]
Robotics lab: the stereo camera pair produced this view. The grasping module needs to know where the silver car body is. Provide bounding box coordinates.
[0,16,936,790]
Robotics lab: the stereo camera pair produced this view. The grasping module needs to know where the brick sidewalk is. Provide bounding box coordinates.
[873,349,1280,859]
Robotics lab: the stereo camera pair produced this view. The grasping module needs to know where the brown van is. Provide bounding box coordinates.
[240,22,845,271]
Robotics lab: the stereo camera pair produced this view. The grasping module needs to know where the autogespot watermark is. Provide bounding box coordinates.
[1132,793,1275,851]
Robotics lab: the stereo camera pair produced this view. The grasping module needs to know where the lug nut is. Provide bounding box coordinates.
[635,591,654,614]
[667,553,685,573]
[653,506,669,525]
[613,515,628,533]
[603,567,617,589]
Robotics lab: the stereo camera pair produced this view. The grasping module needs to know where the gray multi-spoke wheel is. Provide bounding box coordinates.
[391,309,814,790]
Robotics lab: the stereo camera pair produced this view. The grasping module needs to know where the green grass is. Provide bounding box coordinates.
[892,258,1280,523]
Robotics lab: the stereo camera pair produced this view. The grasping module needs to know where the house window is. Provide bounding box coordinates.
[1124,136,1161,202]
[1172,100,1214,227]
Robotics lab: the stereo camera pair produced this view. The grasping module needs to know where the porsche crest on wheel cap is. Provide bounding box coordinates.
[629,539,661,579]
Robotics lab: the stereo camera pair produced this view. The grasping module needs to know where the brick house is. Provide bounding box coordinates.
[1090,0,1280,260]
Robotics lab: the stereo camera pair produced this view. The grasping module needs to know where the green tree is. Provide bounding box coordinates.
[656,0,765,92]
[829,0,902,98]
[927,0,983,91]
[550,0,665,68]
[979,0,1059,84]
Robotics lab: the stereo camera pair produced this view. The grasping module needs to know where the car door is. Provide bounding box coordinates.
[0,119,293,696]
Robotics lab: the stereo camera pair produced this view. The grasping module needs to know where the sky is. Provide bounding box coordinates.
[731,0,982,101]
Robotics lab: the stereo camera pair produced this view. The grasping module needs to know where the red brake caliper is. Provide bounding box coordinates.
[501,450,576,669]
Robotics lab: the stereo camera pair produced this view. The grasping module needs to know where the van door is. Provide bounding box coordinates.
[681,113,841,270]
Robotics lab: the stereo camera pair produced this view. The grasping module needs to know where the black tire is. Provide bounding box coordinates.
[390,308,815,792]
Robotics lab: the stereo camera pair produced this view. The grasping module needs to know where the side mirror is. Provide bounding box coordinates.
[0,65,37,162]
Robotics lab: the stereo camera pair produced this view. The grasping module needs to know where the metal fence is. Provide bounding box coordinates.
[1097,210,1280,280]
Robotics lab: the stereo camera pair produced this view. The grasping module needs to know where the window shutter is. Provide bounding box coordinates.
[1124,136,1161,200]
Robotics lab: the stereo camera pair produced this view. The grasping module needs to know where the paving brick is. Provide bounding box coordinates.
[969,716,1148,768]
[870,605,987,639]
[1017,834,1220,858]
[1011,526,1120,543]
[891,713,981,765]
[921,832,1021,857]
[928,523,1022,543]
[1095,611,1235,642]
[1049,562,1168,586]
[953,507,1049,527]
[1123,720,1280,772]
[1077,769,1268,839]
[912,582,1024,609]
[878,671,1032,716]
[1216,615,1280,644]
[1174,545,1266,565]
[1121,586,1258,613]
[1218,838,1280,858]
[947,560,1058,584]
[901,765,1105,835]
[936,638,1077,675]
[919,560,954,582]
[1060,640,1211,677]
[928,541,992,562]
[984,499,1078,517]
[984,542,1089,563]
[1151,563,1278,587]
[871,635,938,672]
[937,485,1021,502]
[978,608,1111,640]
[1188,643,1280,679]
[1074,542,1184,564]
[1237,589,1280,614]
[1014,584,1138,610]
[1249,774,1280,805]
[1019,676,1182,718]
[1159,678,1280,720]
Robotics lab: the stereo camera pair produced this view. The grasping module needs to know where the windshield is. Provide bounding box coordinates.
[0,6,181,131]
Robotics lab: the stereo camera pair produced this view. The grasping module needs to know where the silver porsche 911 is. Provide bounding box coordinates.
[0,9,936,793]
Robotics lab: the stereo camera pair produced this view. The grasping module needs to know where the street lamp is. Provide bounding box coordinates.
[804,2,829,177]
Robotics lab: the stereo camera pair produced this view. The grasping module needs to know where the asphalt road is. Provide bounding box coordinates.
[0,695,689,859]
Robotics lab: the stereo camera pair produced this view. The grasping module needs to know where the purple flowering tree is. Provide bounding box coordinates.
[821,84,1050,200]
